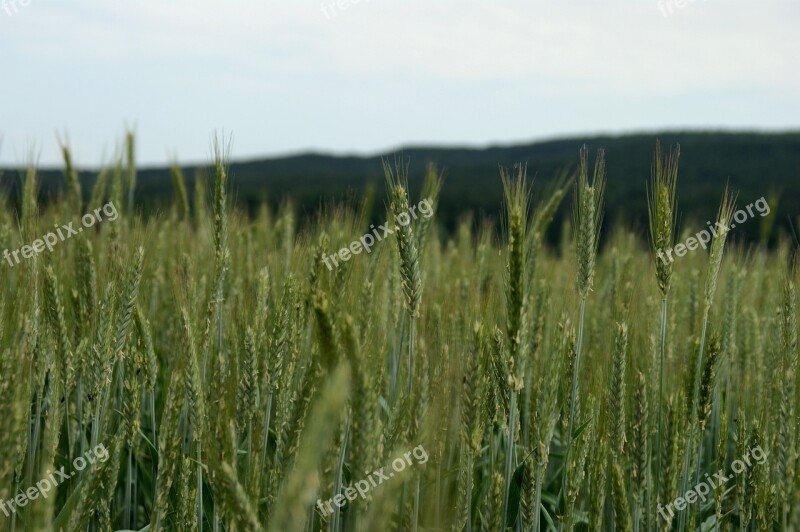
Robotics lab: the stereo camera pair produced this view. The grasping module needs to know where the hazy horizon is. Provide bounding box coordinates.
[2,127,798,172]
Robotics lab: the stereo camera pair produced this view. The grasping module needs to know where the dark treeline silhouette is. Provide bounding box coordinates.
[2,131,798,245]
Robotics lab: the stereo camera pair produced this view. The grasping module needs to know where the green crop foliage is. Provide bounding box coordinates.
[0,138,795,532]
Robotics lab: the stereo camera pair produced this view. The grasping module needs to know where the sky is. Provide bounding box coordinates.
[0,0,798,167]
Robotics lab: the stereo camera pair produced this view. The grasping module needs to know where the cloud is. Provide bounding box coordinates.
[0,0,798,165]
[8,0,799,89]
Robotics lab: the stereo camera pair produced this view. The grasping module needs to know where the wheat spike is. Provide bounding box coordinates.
[630,370,649,519]
[384,159,422,317]
[237,326,259,437]
[697,330,722,431]
[612,461,633,532]
[610,322,628,457]
[703,188,736,315]
[648,140,680,296]
[501,164,530,367]
[574,145,606,298]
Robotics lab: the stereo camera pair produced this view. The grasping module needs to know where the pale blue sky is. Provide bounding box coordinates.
[0,0,798,167]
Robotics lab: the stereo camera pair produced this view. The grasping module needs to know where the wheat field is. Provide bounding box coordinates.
[0,138,796,532]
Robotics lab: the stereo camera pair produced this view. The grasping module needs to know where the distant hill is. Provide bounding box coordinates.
[2,131,799,243]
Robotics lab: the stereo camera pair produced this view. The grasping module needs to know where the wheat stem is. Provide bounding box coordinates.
[656,296,668,505]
